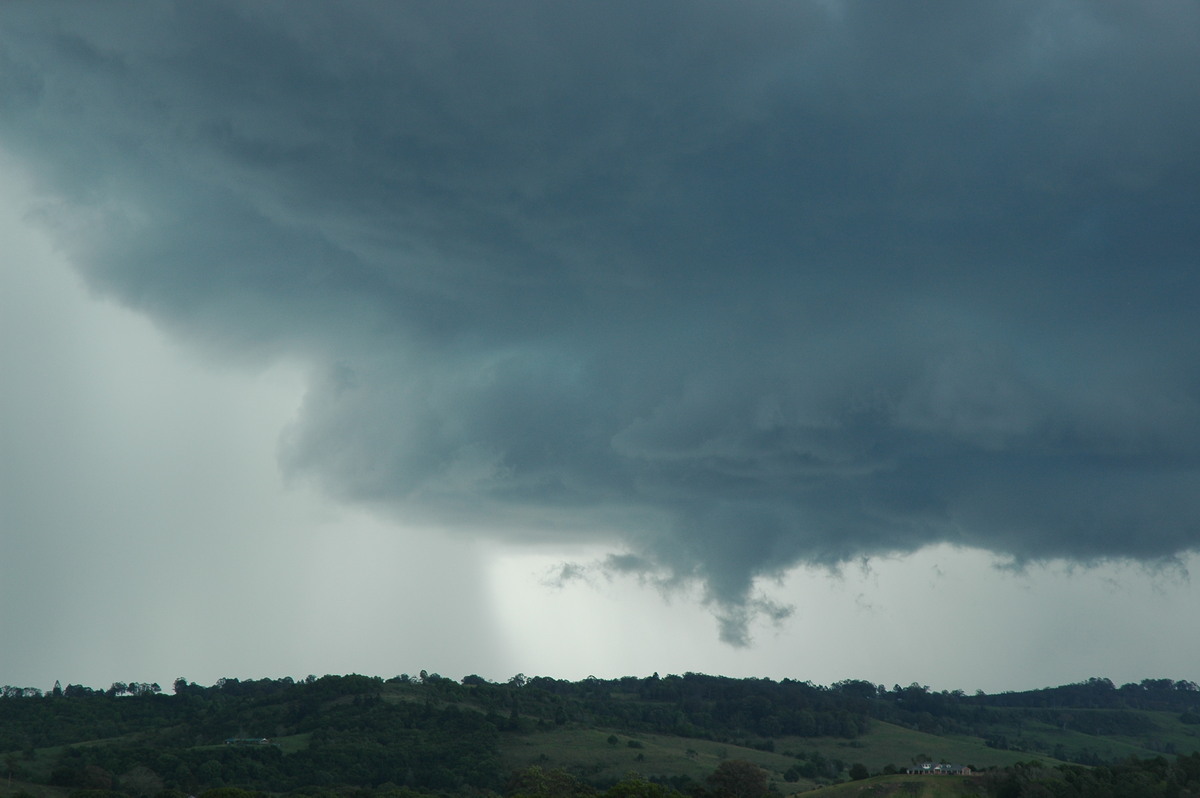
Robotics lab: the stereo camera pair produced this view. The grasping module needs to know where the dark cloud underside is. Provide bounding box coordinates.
[3,0,1199,638]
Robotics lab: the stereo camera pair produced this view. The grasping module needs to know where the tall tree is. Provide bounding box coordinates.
[705,760,768,798]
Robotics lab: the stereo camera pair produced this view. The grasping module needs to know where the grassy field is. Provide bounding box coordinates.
[786,710,1200,775]
[271,732,312,755]
[775,721,1040,772]
[792,774,985,798]
[500,727,812,792]
[498,719,1043,794]
[495,710,1200,794]
[992,708,1200,762]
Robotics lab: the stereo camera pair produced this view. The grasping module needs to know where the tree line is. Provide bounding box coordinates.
[3,673,1200,798]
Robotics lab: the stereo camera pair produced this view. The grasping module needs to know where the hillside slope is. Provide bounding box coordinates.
[0,674,1198,797]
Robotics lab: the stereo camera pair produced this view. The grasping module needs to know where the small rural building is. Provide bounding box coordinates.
[906,762,971,776]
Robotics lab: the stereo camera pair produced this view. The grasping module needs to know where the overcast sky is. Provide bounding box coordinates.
[3,0,1200,695]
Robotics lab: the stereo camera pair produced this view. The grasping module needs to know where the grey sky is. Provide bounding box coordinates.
[2,1,1199,687]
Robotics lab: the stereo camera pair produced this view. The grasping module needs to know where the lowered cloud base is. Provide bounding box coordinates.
[2,1,1199,645]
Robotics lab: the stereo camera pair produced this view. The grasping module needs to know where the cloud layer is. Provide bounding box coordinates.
[4,1,1200,639]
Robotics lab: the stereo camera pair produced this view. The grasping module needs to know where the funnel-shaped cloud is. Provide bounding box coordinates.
[3,1,1199,641]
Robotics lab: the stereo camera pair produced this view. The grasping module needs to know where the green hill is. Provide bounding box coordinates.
[1,674,1199,798]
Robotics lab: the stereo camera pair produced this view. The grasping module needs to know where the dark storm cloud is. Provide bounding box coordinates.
[4,1,1200,639]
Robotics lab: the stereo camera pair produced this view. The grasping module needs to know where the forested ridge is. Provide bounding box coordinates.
[3,674,1200,798]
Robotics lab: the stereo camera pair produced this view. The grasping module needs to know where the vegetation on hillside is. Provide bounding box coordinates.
[1,674,1199,798]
